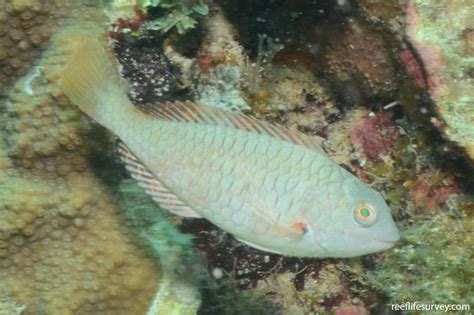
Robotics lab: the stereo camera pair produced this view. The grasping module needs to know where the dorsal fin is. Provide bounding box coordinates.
[137,101,325,153]
[116,140,202,218]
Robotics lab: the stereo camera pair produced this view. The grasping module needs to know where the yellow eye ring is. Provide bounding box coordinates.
[354,202,377,227]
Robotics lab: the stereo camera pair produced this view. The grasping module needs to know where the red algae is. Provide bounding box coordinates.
[109,9,145,39]
[399,47,427,90]
[350,112,400,162]
[405,0,444,98]
[409,172,459,210]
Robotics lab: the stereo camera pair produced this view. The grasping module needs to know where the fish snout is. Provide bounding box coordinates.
[384,229,400,243]
[372,225,400,250]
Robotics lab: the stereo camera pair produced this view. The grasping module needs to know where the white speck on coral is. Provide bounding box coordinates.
[23,66,43,95]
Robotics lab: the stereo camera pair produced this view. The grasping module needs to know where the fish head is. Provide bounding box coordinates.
[303,177,400,258]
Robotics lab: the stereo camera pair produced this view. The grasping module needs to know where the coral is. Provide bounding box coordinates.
[199,4,246,68]
[194,64,249,112]
[367,213,473,306]
[350,111,400,162]
[0,5,168,314]
[319,20,398,101]
[141,0,209,34]
[0,26,158,314]
[193,4,248,112]
[0,172,158,314]
[164,4,250,112]
[404,0,474,161]
[178,6,249,111]
[0,0,56,95]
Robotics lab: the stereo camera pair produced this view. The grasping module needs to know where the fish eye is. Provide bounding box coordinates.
[353,202,377,227]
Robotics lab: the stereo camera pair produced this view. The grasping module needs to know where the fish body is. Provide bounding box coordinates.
[60,38,400,257]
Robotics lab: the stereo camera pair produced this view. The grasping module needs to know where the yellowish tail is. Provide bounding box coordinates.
[58,36,133,129]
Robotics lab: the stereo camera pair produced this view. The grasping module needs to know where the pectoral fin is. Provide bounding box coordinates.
[275,221,310,238]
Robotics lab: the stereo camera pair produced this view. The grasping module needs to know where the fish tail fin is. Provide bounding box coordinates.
[59,37,132,128]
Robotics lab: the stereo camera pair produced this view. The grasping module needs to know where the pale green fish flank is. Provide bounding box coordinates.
[59,39,400,258]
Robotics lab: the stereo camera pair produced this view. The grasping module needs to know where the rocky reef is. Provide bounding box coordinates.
[0,0,473,314]
[404,0,474,162]
[319,19,399,102]
[143,1,473,313]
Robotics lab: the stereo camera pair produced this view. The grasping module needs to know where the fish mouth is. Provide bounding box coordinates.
[342,228,400,253]
[373,239,397,249]
[371,234,400,250]
[377,229,400,243]
[344,224,400,243]
[376,233,400,244]
[371,220,400,246]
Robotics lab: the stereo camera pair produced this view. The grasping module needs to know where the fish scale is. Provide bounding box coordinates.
[127,123,309,230]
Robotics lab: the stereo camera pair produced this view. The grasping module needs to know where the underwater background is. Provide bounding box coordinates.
[0,0,472,314]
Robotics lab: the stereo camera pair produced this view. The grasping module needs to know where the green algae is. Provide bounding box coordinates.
[366,213,473,306]
[141,0,209,34]
[0,289,25,315]
[118,180,202,314]
[409,0,474,160]
[200,277,277,315]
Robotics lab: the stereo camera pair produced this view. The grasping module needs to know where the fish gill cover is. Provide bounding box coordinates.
[0,0,472,314]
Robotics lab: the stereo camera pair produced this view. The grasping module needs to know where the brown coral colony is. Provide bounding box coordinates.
[0,0,54,94]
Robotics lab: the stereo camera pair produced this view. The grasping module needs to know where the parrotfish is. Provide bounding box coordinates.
[59,39,399,258]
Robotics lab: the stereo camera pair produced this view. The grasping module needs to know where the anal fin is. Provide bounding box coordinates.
[116,140,202,218]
